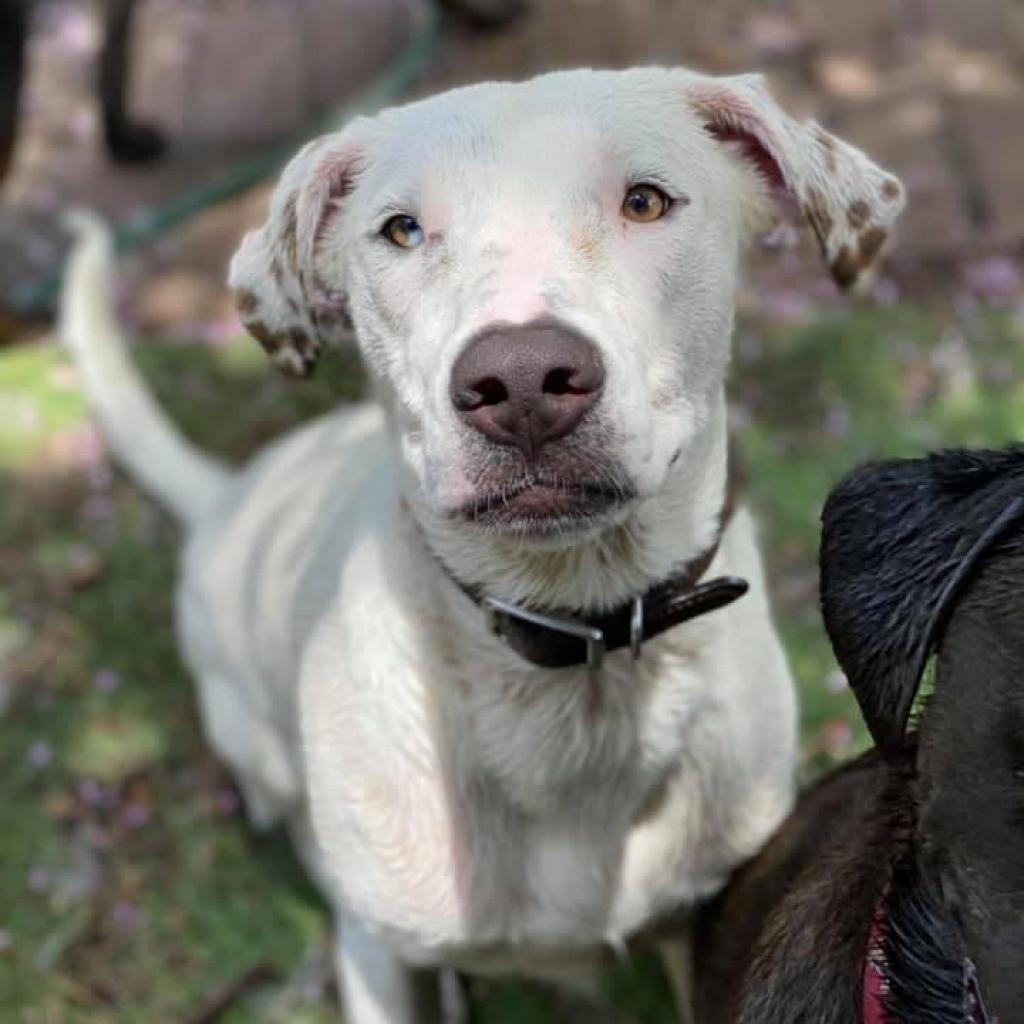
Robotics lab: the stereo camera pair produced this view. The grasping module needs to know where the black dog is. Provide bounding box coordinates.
[0,0,526,183]
[694,446,1024,1023]
[0,0,164,181]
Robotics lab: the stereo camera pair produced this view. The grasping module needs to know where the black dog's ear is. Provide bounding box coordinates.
[820,447,1024,751]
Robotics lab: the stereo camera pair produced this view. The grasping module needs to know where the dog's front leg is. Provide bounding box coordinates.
[336,913,446,1024]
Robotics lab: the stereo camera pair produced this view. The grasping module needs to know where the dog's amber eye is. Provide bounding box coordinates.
[382,214,424,249]
[622,184,672,223]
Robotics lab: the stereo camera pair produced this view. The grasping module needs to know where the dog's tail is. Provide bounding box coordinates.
[60,210,231,525]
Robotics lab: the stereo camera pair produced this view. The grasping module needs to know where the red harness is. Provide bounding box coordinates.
[862,901,890,1024]
[862,893,992,1023]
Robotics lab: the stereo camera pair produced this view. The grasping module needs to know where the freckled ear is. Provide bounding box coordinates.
[228,128,365,377]
[683,73,906,291]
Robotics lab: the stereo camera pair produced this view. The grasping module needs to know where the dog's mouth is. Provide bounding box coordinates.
[451,477,636,537]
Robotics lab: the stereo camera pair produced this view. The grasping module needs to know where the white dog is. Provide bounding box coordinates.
[62,67,904,1023]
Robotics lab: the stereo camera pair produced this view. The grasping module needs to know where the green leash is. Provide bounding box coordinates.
[12,3,442,315]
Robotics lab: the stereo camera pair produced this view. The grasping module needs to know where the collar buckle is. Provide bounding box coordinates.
[482,596,606,671]
[629,596,644,661]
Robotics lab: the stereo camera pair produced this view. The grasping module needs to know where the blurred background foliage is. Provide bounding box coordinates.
[2,0,1022,1020]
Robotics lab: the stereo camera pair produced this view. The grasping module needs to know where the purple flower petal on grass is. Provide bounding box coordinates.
[27,866,51,893]
[965,257,1022,303]
[27,741,54,768]
[71,424,109,470]
[824,403,851,440]
[111,900,143,934]
[81,494,114,524]
[214,787,241,817]
[87,464,114,493]
[873,278,900,306]
[760,289,813,326]
[77,778,110,808]
[121,804,151,830]
[94,669,121,694]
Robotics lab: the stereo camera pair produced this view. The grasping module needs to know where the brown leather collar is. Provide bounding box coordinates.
[448,482,746,670]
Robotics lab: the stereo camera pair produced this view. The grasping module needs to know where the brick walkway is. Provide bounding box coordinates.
[1,0,1021,333]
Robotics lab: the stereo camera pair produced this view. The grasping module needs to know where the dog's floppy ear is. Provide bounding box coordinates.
[684,73,906,291]
[820,448,1024,751]
[229,126,367,377]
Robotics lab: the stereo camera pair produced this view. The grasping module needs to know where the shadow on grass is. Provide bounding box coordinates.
[0,341,356,1021]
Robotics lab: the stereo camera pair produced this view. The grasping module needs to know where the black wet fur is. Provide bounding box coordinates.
[695,446,1024,1023]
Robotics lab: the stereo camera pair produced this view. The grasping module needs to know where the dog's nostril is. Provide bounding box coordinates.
[475,377,508,406]
[542,367,586,396]
[454,376,508,411]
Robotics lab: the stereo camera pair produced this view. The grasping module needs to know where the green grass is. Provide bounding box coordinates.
[1,303,1021,1020]
[0,346,88,468]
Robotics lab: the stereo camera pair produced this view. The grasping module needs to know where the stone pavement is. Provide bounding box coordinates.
[1,0,1021,337]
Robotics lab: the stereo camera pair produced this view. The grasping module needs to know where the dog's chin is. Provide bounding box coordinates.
[449,480,635,542]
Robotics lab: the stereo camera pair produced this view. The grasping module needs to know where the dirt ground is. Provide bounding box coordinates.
[1,0,1022,340]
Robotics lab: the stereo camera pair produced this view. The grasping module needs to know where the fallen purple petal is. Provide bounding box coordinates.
[94,669,122,695]
[110,900,144,934]
[27,866,51,893]
[873,278,900,306]
[121,803,151,830]
[824,403,851,440]
[77,778,110,808]
[81,494,114,524]
[27,741,54,769]
[965,256,1022,302]
[758,289,814,326]
[71,424,109,470]
[87,464,115,493]
[215,787,241,816]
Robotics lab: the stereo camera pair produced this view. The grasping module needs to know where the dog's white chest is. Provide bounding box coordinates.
[301,612,739,967]
[306,736,697,963]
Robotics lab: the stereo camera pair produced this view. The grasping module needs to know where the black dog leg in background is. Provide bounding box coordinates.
[436,0,527,31]
[99,0,165,163]
[0,0,28,181]
[1,0,165,182]
[3,0,527,182]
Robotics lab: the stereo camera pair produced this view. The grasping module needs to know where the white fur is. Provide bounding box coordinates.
[62,66,905,1022]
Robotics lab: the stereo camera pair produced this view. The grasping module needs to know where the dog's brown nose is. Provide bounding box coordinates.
[450,319,605,459]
